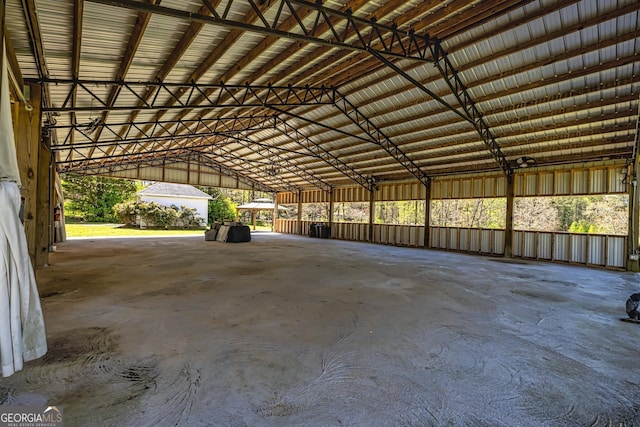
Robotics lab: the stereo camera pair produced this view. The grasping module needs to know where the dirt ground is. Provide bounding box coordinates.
[1,232,640,426]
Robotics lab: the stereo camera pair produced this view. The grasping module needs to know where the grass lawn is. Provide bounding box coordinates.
[65,223,274,237]
[65,223,206,238]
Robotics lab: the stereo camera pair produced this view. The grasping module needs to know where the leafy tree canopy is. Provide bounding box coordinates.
[62,174,138,223]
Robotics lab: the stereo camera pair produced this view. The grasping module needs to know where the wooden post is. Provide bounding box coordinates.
[273,193,278,232]
[504,174,515,257]
[424,179,431,248]
[368,186,375,242]
[15,82,42,265]
[627,163,639,271]
[328,189,334,238]
[252,209,256,230]
[35,142,51,267]
[297,189,303,235]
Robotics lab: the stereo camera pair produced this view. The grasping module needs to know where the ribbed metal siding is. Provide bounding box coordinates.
[588,235,606,266]
[607,236,626,268]
[431,175,506,199]
[570,235,588,263]
[572,170,589,194]
[537,233,552,259]
[554,234,570,262]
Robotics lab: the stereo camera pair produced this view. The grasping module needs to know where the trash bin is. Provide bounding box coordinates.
[309,223,317,237]
[319,225,330,239]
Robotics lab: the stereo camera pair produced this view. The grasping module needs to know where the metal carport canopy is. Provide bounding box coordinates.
[4,0,639,190]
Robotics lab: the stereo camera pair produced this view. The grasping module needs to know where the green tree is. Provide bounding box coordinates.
[62,174,137,222]
[199,187,237,223]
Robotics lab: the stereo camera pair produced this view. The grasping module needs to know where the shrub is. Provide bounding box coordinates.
[113,201,139,225]
[112,201,205,228]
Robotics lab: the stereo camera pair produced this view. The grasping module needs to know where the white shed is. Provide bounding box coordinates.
[137,183,212,225]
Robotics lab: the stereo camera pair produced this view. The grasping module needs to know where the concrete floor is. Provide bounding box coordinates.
[1,233,640,426]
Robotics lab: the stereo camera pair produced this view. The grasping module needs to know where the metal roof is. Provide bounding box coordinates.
[4,0,640,193]
[137,182,212,199]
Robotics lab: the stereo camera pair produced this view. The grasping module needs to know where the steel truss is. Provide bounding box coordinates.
[52,114,330,190]
[369,44,513,176]
[88,0,439,62]
[209,132,333,192]
[31,78,337,113]
[272,117,373,190]
[60,152,278,193]
[42,77,428,189]
[333,89,430,187]
[49,115,275,146]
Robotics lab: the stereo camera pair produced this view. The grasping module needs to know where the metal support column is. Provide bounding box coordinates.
[626,96,640,271]
[504,175,515,257]
[328,189,334,239]
[368,187,375,242]
[273,193,278,232]
[297,189,303,236]
[424,179,431,248]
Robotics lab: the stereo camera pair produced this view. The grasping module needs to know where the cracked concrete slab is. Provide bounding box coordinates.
[1,233,639,426]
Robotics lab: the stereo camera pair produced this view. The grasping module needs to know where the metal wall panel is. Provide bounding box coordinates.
[451,180,461,199]
[609,168,627,193]
[588,235,606,266]
[572,170,589,194]
[469,229,480,252]
[525,174,538,196]
[480,230,492,253]
[539,173,554,195]
[589,169,607,194]
[164,168,188,184]
[513,232,523,257]
[570,235,588,263]
[494,231,505,255]
[523,232,537,258]
[334,186,369,202]
[607,236,626,268]
[301,190,330,203]
[554,234,570,262]
[459,229,469,251]
[461,179,472,198]
[555,171,571,195]
[449,228,459,250]
[473,178,484,198]
[485,177,496,197]
[277,192,299,204]
[538,233,552,259]
[431,175,506,199]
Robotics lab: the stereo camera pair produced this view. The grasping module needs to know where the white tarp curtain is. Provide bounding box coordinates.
[0,40,47,377]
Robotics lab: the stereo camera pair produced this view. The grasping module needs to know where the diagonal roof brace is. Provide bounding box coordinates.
[333,90,430,187]
[430,40,513,176]
[273,117,375,191]
[368,42,514,177]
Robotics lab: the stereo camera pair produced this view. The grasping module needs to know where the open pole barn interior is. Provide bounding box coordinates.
[2,0,640,425]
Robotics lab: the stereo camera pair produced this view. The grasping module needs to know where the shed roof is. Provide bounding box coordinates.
[137,182,212,199]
